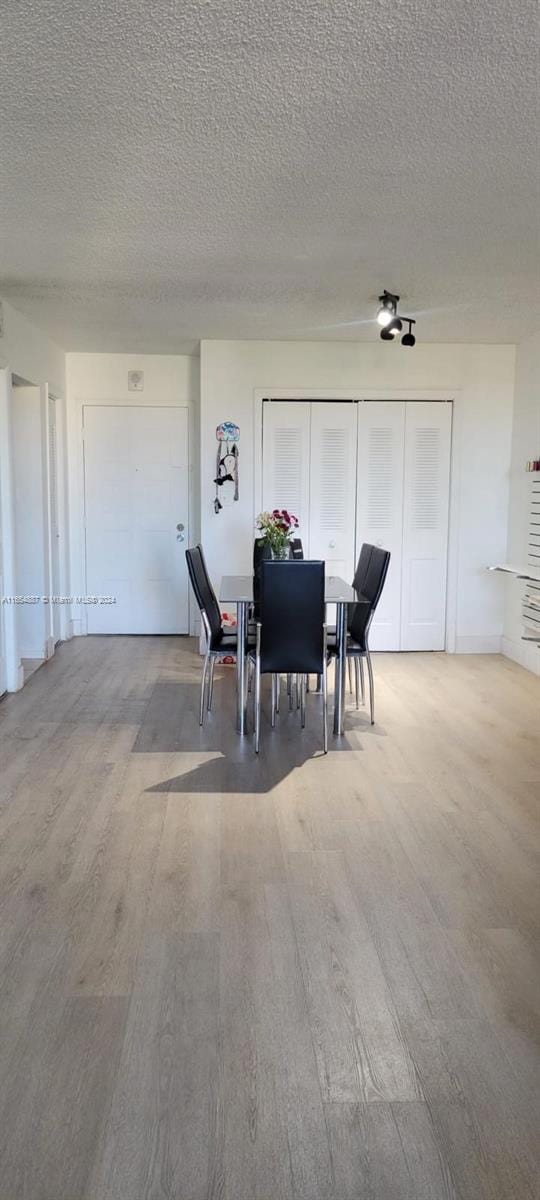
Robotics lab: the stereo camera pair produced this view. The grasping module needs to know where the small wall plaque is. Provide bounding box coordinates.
[128,370,144,392]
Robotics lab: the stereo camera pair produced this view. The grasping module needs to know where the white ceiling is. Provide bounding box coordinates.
[1,0,539,353]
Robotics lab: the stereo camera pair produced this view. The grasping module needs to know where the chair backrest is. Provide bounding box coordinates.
[349,546,391,646]
[258,560,325,674]
[185,545,223,642]
[352,543,374,592]
[253,539,273,618]
[253,538,273,571]
[289,538,304,559]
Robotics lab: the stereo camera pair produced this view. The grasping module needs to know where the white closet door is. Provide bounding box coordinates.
[356,401,405,650]
[401,401,452,650]
[308,402,358,579]
[261,402,311,542]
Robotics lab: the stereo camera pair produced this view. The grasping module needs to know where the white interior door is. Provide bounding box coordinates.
[261,401,311,542]
[308,402,358,580]
[84,405,189,634]
[400,401,452,650]
[356,401,405,651]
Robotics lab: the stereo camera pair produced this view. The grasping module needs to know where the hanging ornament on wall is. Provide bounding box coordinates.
[214,421,240,513]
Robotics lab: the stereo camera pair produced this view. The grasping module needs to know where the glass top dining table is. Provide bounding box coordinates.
[219,574,358,737]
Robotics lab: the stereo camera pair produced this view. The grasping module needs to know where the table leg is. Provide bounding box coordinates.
[236,601,247,734]
[334,600,347,735]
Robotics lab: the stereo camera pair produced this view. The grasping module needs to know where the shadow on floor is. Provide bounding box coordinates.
[137,678,380,794]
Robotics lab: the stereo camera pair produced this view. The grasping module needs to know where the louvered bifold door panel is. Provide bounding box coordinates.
[308,402,358,580]
[356,401,405,650]
[261,402,311,544]
[401,402,452,651]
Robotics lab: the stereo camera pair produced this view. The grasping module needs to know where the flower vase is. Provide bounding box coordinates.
[271,545,289,560]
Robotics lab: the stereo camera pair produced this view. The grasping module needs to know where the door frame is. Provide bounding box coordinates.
[253,387,461,654]
[0,368,22,691]
[0,370,70,690]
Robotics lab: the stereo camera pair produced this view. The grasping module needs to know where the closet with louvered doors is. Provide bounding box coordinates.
[261,399,452,651]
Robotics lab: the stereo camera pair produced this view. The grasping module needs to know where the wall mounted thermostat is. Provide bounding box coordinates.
[128,370,144,392]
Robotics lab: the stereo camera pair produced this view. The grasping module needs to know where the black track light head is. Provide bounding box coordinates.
[388,317,403,336]
[401,319,416,347]
[377,290,399,326]
[380,326,394,341]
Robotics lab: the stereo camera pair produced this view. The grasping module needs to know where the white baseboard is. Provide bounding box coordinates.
[70,619,84,636]
[454,634,502,654]
[501,635,540,676]
[44,636,55,660]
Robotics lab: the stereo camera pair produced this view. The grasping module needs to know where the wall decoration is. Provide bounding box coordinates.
[214,421,240,513]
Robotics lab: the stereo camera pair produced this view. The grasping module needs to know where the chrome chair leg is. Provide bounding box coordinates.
[322,631,328,754]
[366,647,375,724]
[300,675,306,728]
[354,656,360,709]
[296,674,301,709]
[254,627,262,753]
[199,651,210,726]
[207,656,216,711]
[288,674,294,710]
[276,673,281,713]
[271,674,277,728]
[348,658,353,694]
[359,657,365,704]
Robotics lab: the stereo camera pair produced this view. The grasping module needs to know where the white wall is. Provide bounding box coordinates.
[66,352,200,634]
[0,297,65,397]
[11,387,48,659]
[201,340,516,652]
[502,330,540,675]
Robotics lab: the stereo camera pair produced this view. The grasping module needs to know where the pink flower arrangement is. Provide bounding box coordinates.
[256,509,299,555]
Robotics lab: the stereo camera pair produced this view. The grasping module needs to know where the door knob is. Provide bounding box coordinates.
[176,523,185,531]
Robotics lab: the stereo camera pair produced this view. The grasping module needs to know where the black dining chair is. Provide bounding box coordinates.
[185,545,253,726]
[252,560,328,754]
[345,546,390,724]
[252,538,273,620]
[345,542,375,703]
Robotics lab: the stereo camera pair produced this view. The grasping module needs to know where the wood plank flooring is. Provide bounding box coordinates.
[0,635,539,1199]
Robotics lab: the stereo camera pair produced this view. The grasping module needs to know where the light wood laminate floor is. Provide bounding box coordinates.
[0,636,539,1200]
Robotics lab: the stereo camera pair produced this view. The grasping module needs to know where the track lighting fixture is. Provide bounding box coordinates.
[376,291,417,347]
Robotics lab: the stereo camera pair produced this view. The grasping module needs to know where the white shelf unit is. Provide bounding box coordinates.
[523,473,540,642]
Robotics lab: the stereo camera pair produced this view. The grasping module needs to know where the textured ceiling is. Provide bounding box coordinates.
[1,0,539,353]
